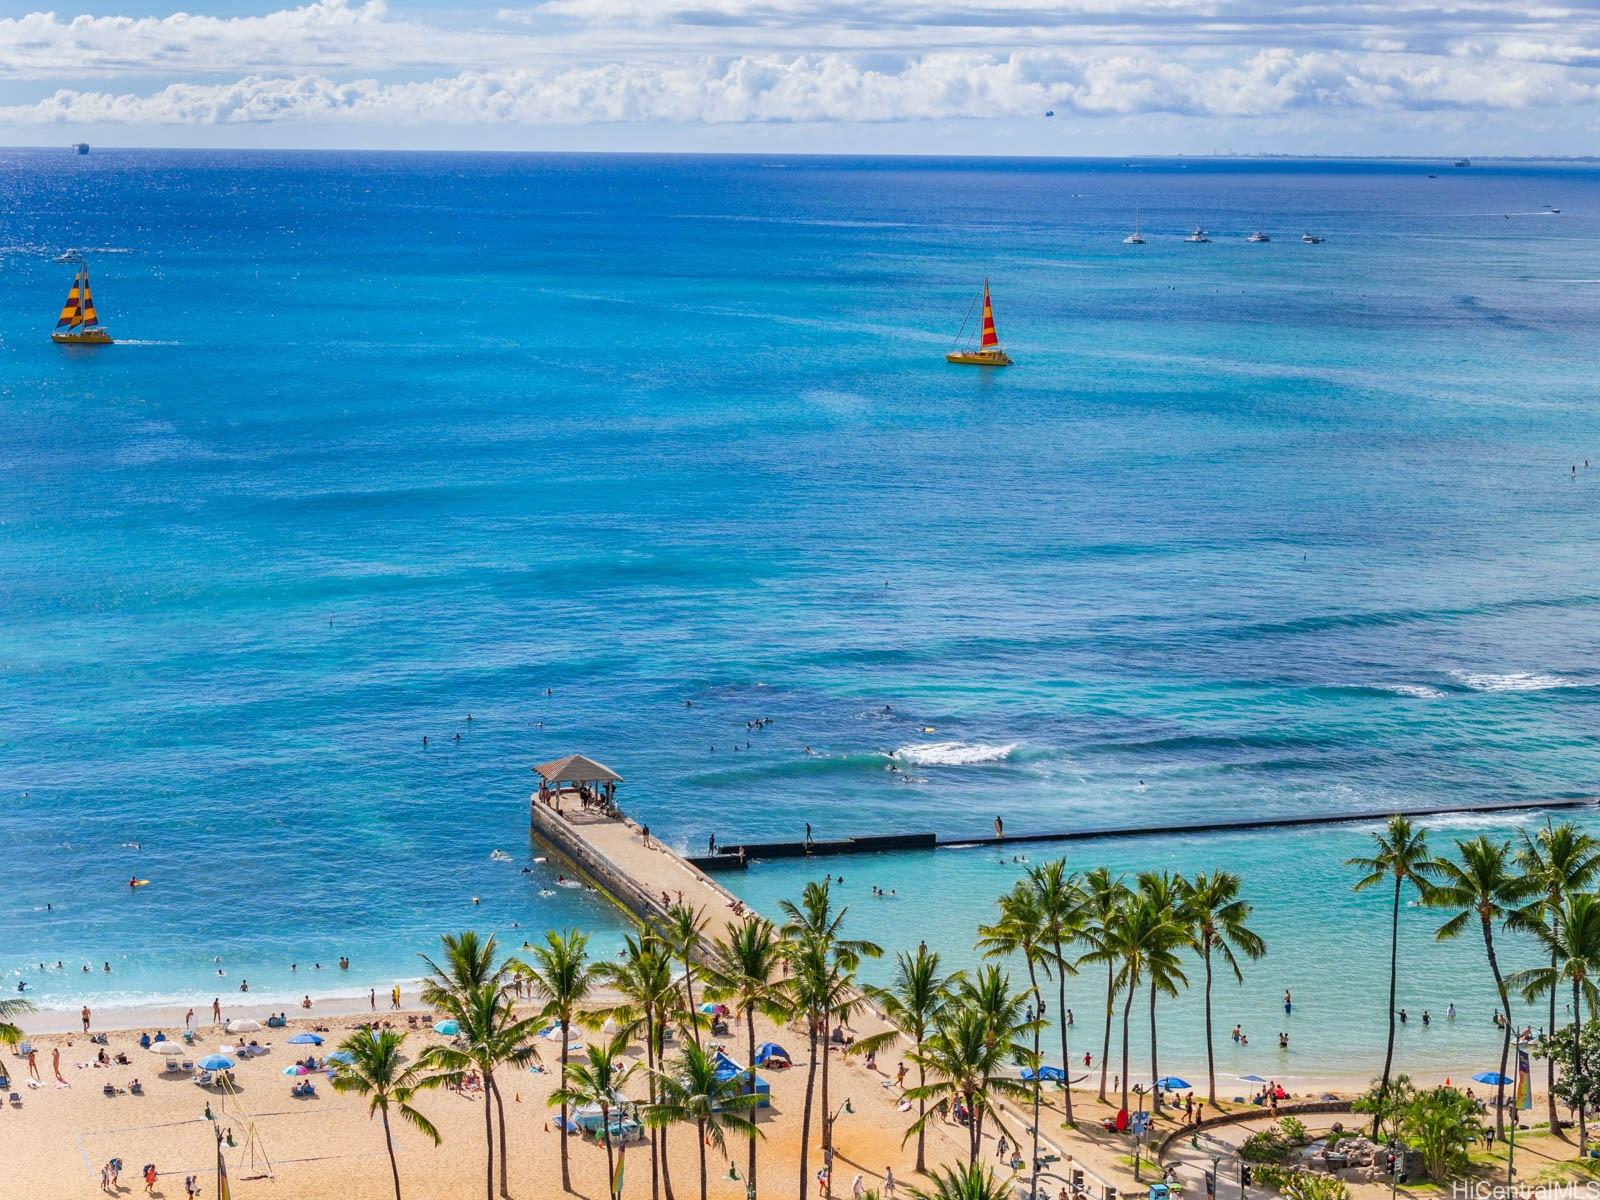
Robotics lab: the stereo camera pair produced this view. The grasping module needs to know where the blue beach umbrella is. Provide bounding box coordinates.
[434,1020,460,1036]
[1472,1071,1513,1085]
[327,1050,355,1066]
[198,1054,235,1071]
[1240,1075,1267,1083]
[1154,1076,1192,1091]
[287,1033,323,1045]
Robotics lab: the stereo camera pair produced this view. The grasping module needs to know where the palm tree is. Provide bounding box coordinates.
[598,930,681,1200]
[1511,893,1600,1153]
[1180,870,1266,1107]
[702,914,787,1197]
[906,1003,1031,1165]
[1099,893,1178,1114]
[1347,814,1435,1134]
[860,946,960,1174]
[907,1162,1011,1200]
[329,1028,440,1200]
[647,1040,762,1200]
[1517,820,1600,1134]
[419,931,523,1199]
[1427,835,1536,1137]
[785,937,831,1200]
[518,929,597,1193]
[978,887,1050,1191]
[420,930,510,1003]
[1028,859,1083,1125]
[0,996,34,1047]
[1134,872,1190,1115]
[666,902,710,1048]
[420,981,543,1200]
[780,879,881,1195]
[1076,867,1131,1104]
[553,1034,637,1200]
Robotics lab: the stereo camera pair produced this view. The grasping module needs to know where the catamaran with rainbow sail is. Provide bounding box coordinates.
[51,261,113,345]
[945,280,1012,366]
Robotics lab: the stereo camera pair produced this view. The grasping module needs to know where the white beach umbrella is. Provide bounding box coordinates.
[225,1019,261,1033]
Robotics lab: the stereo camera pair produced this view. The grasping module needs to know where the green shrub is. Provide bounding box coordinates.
[1240,1129,1290,1164]
[1278,1116,1309,1145]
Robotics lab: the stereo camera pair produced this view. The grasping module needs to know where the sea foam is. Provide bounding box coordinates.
[893,741,1017,766]
[1450,670,1578,693]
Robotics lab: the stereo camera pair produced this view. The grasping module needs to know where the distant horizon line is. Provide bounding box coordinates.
[9,145,1600,164]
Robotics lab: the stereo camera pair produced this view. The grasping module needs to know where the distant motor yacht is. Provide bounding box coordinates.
[1185,226,1210,243]
[1247,230,1271,243]
[1300,232,1324,244]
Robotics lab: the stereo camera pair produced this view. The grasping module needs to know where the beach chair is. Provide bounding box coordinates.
[165,1059,180,1074]
[194,1071,213,1087]
[15,1042,32,1058]
[8,1093,20,1107]
[180,1060,195,1074]
[103,1084,116,1096]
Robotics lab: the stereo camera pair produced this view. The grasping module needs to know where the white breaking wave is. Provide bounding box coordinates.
[1450,670,1578,693]
[1384,684,1446,699]
[893,741,1017,766]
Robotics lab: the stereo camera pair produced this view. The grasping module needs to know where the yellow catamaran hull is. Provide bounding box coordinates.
[945,350,1012,366]
[52,330,113,345]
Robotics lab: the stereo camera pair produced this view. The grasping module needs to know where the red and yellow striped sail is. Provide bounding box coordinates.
[56,267,85,328]
[979,281,1000,349]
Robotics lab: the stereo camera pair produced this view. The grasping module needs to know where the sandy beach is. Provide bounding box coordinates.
[0,997,1061,1200]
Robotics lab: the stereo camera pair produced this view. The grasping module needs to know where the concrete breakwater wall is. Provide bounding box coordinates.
[692,797,1595,872]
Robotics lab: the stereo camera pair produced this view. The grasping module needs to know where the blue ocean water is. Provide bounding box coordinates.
[3,151,1600,1076]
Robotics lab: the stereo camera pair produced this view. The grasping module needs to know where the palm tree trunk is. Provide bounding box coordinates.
[914,1036,928,1174]
[967,1087,981,1166]
[1204,941,1218,1108]
[1373,873,1401,1139]
[482,1074,496,1200]
[382,1107,402,1200]
[1100,962,1114,1104]
[491,1072,510,1198]
[645,1009,660,1200]
[1148,979,1161,1115]
[799,1020,820,1200]
[1575,977,1588,1155]
[821,1010,833,1162]
[683,958,702,1048]
[1026,965,1042,1185]
[697,1118,709,1200]
[601,1108,616,1200]
[1550,945,1564,1137]
[1120,972,1136,1114]
[560,1014,572,1191]
[658,1020,677,1200]
[746,1005,759,1194]
[1482,918,1512,1138]
[1054,936,1075,1125]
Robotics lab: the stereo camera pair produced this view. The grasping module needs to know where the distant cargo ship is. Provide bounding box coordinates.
[74,143,89,155]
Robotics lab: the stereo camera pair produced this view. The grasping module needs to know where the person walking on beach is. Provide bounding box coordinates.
[26,1047,39,1081]
[369,988,376,1011]
[143,1162,158,1194]
[53,1046,67,1084]
[882,1167,896,1198]
[82,1005,91,1033]
[185,1007,195,1034]
[211,998,221,1024]
[391,984,402,1010]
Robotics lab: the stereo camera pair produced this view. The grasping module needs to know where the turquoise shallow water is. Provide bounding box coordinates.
[2,152,1600,1077]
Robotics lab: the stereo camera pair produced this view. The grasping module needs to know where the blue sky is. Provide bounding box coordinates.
[0,0,1595,153]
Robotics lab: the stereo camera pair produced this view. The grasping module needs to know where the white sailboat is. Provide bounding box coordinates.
[1123,207,1145,245]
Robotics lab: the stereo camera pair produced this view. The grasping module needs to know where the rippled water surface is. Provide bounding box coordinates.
[2,153,1599,1060]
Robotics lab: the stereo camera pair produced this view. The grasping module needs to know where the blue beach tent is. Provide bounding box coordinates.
[1020,1065,1066,1083]
[754,1043,791,1067]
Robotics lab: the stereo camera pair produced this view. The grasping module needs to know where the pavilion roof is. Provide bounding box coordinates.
[533,753,622,784]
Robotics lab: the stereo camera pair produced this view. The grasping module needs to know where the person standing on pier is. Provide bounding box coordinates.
[994,816,1004,837]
